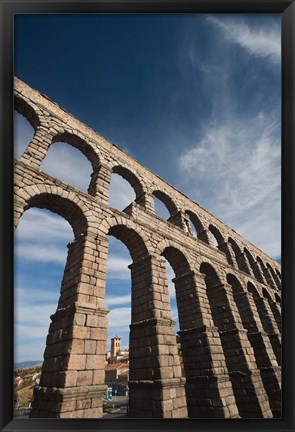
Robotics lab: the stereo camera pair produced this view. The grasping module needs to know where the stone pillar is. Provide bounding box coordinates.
[270,268,281,290]
[176,272,239,418]
[269,301,281,331]
[232,291,281,417]
[31,233,109,418]
[218,242,235,266]
[135,191,155,213]
[241,256,256,278]
[243,252,258,279]
[256,261,268,285]
[234,252,252,274]
[205,281,272,418]
[245,257,265,284]
[197,229,211,245]
[261,264,277,290]
[268,270,279,290]
[168,211,186,229]
[18,125,52,169]
[88,164,112,205]
[253,297,281,366]
[14,180,26,229]
[275,269,281,282]
[128,255,187,418]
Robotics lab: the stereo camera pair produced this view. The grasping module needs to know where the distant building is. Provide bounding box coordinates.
[111,336,121,358]
[14,376,23,387]
[105,363,129,385]
[117,353,129,364]
[108,336,129,364]
[117,370,129,384]
[32,373,40,381]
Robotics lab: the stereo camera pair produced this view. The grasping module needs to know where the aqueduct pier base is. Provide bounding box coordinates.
[14,78,281,418]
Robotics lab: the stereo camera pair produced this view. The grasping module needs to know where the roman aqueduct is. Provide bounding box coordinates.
[14,78,281,419]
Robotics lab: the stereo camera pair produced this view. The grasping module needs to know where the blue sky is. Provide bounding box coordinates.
[14,14,281,363]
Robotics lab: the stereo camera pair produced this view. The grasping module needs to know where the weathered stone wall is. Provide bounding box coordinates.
[14,77,281,419]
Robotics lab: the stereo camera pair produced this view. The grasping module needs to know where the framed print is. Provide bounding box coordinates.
[0,1,294,432]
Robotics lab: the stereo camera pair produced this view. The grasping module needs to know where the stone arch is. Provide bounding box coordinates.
[275,268,281,280]
[247,282,281,364]
[111,165,146,207]
[262,287,275,303]
[275,292,281,303]
[159,244,195,332]
[200,261,223,288]
[227,274,259,333]
[227,274,281,417]
[228,237,250,273]
[152,189,179,217]
[98,216,153,260]
[267,263,281,290]
[16,187,111,419]
[209,225,234,265]
[244,248,264,283]
[257,256,275,288]
[38,131,101,196]
[25,193,88,238]
[51,131,101,169]
[201,264,269,417]
[226,273,245,294]
[14,94,51,168]
[208,224,224,246]
[262,288,281,330]
[184,210,210,244]
[158,249,238,418]
[14,94,41,131]
[247,281,261,299]
[104,220,152,319]
[227,274,259,331]
[198,256,226,283]
[15,184,95,236]
[108,225,149,262]
[155,239,194,271]
[101,219,187,417]
[161,246,191,278]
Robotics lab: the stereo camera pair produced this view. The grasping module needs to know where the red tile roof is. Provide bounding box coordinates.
[105,363,128,371]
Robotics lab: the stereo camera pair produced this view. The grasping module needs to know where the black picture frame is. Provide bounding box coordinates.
[1,1,294,431]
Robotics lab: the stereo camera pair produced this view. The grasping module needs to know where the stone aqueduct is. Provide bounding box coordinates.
[14,78,281,419]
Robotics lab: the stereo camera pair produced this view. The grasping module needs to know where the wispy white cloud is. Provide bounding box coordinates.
[179,111,281,257]
[108,173,135,211]
[15,243,68,264]
[106,255,131,280]
[41,142,93,192]
[15,286,59,305]
[107,307,131,331]
[15,208,72,264]
[15,208,73,241]
[106,294,131,307]
[15,303,56,341]
[176,18,281,259]
[207,16,281,64]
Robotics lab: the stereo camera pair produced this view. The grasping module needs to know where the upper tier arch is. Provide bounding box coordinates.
[14,94,40,130]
